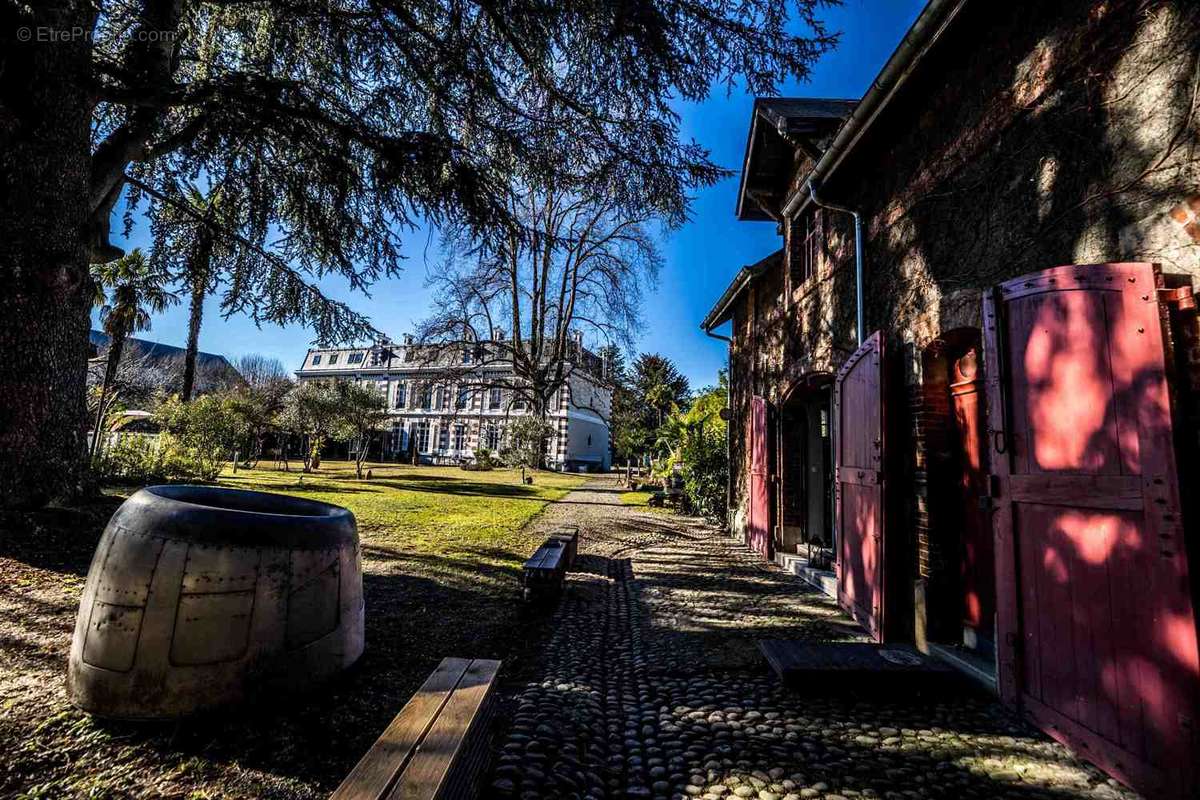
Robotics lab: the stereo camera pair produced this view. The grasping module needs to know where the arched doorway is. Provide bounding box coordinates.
[776,373,835,568]
[920,328,994,659]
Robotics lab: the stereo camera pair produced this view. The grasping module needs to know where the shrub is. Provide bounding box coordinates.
[474,447,496,470]
[154,394,245,479]
[97,434,165,483]
[96,432,225,483]
[651,377,728,522]
[678,421,727,520]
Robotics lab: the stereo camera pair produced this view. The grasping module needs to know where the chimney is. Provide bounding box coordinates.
[493,327,505,342]
[402,333,414,345]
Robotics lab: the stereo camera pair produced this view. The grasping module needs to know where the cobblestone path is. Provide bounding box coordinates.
[487,478,1137,800]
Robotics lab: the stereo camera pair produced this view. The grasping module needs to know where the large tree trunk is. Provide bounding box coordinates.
[180,271,207,401]
[533,396,549,470]
[0,2,96,507]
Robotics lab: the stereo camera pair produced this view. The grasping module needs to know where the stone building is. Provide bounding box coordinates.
[295,335,612,471]
[701,1,1200,796]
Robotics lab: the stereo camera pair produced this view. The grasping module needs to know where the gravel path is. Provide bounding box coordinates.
[486,477,1138,800]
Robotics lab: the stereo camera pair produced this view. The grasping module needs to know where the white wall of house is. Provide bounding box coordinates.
[296,339,612,470]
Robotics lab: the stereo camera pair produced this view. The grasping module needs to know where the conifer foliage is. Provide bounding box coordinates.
[0,0,836,505]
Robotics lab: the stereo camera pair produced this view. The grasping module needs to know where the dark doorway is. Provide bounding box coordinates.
[777,375,835,568]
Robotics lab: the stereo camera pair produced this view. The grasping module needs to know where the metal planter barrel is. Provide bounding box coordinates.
[67,485,364,719]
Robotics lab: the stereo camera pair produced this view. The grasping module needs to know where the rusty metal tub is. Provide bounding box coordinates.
[67,485,364,719]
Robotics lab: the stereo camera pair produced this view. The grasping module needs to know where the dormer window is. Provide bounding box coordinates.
[328,353,339,364]
[348,351,364,364]
[312,354,322,365]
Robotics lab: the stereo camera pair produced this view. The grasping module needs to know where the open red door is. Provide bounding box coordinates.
[949,344,994,644]
[748,396,771,559]
[834,332,886,642]
[983,262,1200,798]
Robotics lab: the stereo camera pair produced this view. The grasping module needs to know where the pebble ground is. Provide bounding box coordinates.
[485,478,1139,800]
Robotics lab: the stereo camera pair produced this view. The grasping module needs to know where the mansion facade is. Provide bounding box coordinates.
[294,336,612,471]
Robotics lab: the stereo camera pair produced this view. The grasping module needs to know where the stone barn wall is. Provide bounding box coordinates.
[725,0,1200,587]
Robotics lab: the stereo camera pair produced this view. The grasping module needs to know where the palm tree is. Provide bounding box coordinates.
[91,250,177,459]
[173,186,231,401]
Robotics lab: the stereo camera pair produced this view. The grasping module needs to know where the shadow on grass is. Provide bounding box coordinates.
[0,481,574,796]
[0,497,123,577]
[366,477,549,499]
[2,553,561,796]
[361,543,529,585]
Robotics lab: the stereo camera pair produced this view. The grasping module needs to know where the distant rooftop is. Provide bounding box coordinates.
[89,330,236,374]
[297,334,608,382]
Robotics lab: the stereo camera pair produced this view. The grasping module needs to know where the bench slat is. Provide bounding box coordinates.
[330,658,473,800]
[523,547,564,573]
[387,659,501,800]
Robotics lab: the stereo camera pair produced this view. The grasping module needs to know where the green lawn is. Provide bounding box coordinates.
[620,488,655,506]
[620,487,671,513]
[0,460,585,799]
[218,460,583,551]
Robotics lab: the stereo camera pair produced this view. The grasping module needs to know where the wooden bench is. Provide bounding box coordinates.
[330,657,500,800]
[522,539,567,601]
[548,527,579,568]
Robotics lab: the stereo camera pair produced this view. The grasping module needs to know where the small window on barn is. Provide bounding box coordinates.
[789,208,822,290]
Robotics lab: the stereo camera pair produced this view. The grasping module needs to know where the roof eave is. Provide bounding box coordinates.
[699,251,779,331]
[734,101,767,221]
[783,0,970,220]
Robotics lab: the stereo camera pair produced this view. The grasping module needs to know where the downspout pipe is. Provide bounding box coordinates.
[704,327,735,530]
[807,178,865,346]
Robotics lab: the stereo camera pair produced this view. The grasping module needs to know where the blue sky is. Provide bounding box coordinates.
[107,0,925,389]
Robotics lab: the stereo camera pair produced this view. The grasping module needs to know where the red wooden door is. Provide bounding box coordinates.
[949,348,994,636]
[834,332,886,642]
[983,262,1200,798]
[748,396,771,559]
